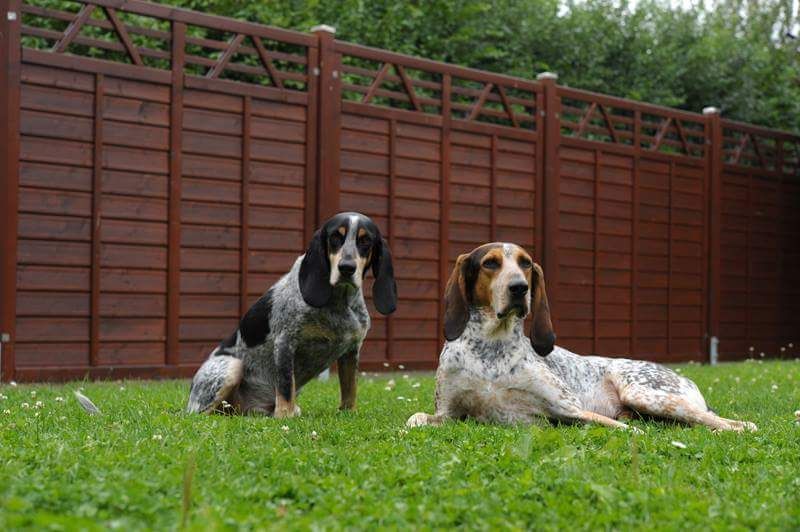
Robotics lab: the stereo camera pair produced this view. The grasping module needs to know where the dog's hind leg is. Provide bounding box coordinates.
[187,355,243,414]
[613,382,757,432]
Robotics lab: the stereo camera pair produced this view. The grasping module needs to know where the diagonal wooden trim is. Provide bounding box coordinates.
[673,118,691,155]
[207,33,245,78]
[468,82,493,121]
[102,7,143,66]
[576,102,597,136]
[52,4,95,53]
[362,62,390,104]
[749,133,765,168]
[251,36,284,89]
[395,64,421,111]
[732,133,748,165]
[496,85,518,128]
[598,104,618,143]
[652,117,672,151]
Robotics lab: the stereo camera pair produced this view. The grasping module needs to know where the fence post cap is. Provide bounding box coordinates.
[536,72,558,81]
[311,24,336,34]
[702,106,720,115]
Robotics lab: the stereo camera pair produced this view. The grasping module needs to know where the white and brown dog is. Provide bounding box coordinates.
[407,243,756,432]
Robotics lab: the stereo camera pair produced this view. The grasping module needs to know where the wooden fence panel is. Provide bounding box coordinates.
[718,122,800,360]
[2,0,799,381]
[556,88,709,361]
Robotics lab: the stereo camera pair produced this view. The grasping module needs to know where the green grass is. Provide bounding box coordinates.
[1,361,799,530]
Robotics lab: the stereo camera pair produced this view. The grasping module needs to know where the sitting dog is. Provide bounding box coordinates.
[187,212,397,417]
[407,242,756,432]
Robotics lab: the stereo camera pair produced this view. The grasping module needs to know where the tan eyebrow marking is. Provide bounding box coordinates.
[337,226,346,236]
[357,228,366,238]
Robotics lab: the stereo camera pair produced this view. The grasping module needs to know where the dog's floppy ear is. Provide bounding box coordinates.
[299,229,332,308]
[443,254,474,341]
[530,263,556,356]
[371,236,397,315]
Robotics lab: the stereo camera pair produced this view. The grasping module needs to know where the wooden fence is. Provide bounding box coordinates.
[1,0,798,381]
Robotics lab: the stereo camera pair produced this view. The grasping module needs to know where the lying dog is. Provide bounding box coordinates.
[407,242,756,432]
[187,212,397,417]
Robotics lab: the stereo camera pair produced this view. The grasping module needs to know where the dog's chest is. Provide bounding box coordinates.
[294,305,368,372]
[440,339,549,423]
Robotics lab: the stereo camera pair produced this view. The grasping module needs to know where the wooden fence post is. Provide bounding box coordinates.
[537,72,561,330]
[0,1,21,381]
[313,25,341,221]
[704,106,722,364]
[166,21,185,367]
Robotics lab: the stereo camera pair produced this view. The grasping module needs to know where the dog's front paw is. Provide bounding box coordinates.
[406,412,432,428]
[274,403,301,419]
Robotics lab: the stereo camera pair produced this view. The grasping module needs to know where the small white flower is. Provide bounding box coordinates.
[21,402,29,409]
[59,416,66,421]
[749,346,755,352]
[397,396,405,400]
[402,374,409,379]
[281,425,290,432]
[759,352,765,358]
[386,379,396,390]
[0,394,7,400]
[781,347,786,352]
[789,343,794,348]
[34,412,40,418]
[382,362,390,368]
[671,441,687,449]
[771,384,778,391]
[384,386,392,391]
[360,372,367,377]
[9,381,17,387]
[675,368,682,373]
[30,391,36,397]
[310,430,318,440]
[794,410,800,418]
[119,386,126,391]
[55,396,64,402]
[398,365,405,370]
[152,434,163,441]
[734,377,740,383]
[399,429,408,436]
[751,378,757,383]
[411,382,421,388]
[2,409,10,414]
[34,401,43,408]
[713,378,720,383]
[221,400,231,408]
[707,387,713,392]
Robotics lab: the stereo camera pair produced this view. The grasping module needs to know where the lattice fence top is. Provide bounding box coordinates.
[558,86,708,159]
[17,0,800,154]
[335,42,540,130]
[722,120,800,176]
[21,0,315,92]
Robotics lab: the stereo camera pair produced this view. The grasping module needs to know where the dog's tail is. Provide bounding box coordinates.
[73,390,102,415]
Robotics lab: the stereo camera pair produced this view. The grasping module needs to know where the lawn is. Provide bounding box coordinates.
[1,360,799,530]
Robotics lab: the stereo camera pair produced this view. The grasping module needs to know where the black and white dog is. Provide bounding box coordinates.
[187,212,397,417]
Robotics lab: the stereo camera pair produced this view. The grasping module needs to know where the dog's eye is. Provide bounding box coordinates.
[357,235,372,247]
[482,259,500,270]
[519,258,532,269]
[330,233,343,247]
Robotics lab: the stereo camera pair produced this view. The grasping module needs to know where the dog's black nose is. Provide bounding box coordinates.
[338,261,356,277]
[508,281,528,297]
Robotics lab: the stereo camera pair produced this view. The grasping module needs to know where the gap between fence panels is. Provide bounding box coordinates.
[1,0,799,381]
